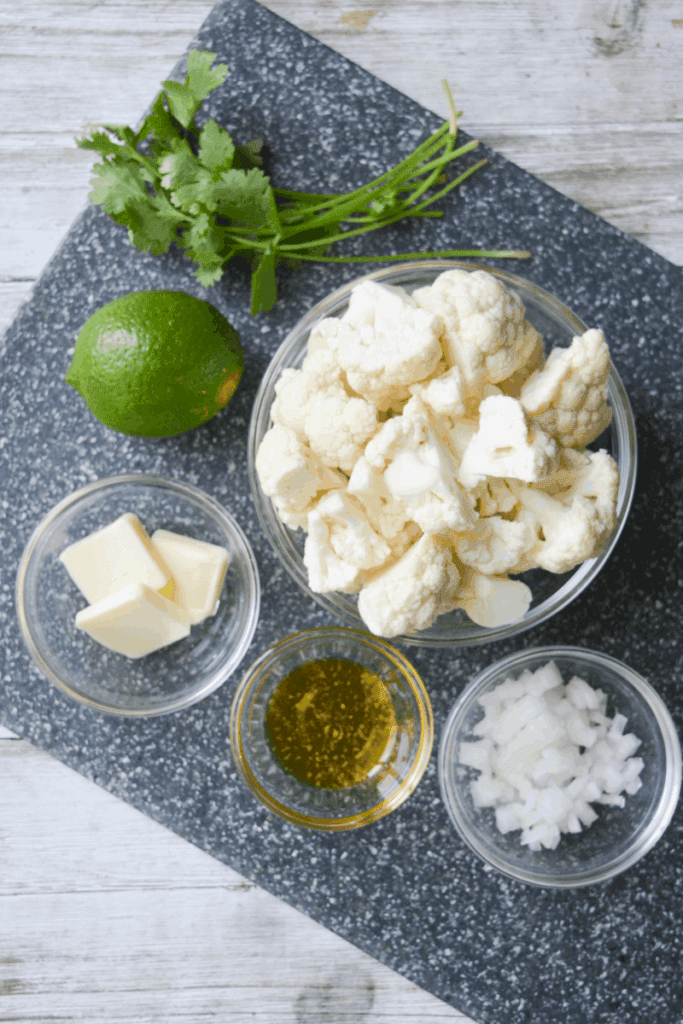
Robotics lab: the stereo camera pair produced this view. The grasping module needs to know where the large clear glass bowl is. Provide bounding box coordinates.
[248,261,637,647]
[16,474,260,716]
[230,628,433,830]
[438,646,681,887]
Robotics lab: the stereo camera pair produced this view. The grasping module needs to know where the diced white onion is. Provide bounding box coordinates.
[460,661,645,850]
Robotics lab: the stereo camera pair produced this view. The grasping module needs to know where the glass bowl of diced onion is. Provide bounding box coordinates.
[15,474,260,716]
[247,261,637,647]
[438,646,681,887]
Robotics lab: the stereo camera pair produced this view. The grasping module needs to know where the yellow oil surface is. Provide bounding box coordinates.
[265,658,397,789]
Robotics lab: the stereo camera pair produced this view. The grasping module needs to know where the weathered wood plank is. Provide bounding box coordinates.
[0,737,471,1022]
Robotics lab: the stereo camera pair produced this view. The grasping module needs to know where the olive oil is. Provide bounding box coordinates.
[265,658,397,789]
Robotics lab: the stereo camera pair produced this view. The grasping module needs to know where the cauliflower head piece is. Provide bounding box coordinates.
[459,395,558,487]
[357,533,460,638]
[366,396,477,534]
[346,456,412,541]
[255,424,345,527]
[271,348,378,472]
[520,328,612,447]
[303,510,364,594]
[454,569,532,628]
[412,269,541,389]
[454,515,535,576]
[314,491,391,571]
[321,280,443,410]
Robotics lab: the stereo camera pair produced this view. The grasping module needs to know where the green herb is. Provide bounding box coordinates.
[77,50,529,314]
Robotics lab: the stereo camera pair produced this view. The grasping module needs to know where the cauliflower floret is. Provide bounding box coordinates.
[520,328,612,446]
[412,269,541,388]
[366,396,477,534]
[455,515,535,576]
[516,448,619,573]
[497,333,545,399]
[322,280,443,410]
[531,448,591,498]
[357,533,460,638]
[459,395,558,487]
[303,510,363,593]
[454,569,532,627]
[562,448,619,537]
[304,393,379,473]
[518,489,605,574]
[447,418,479,465]
[255,424,346,520]
[271,348,378,472]
[471,477,520,517]
[346,456,412,541]
[271,349,344,435]
[314,491,391,570]
[410,364,466,420]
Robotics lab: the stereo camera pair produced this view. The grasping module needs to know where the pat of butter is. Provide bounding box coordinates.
[151,530,229,625]
[75,582,191,659]
[60,513,172,605]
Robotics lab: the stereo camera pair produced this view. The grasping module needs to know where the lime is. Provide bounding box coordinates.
[66,290,244,437]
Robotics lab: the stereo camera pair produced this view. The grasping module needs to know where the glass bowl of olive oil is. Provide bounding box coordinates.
[229,628,434,830]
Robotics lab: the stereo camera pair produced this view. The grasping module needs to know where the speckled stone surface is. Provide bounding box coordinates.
[2,2,683,1022]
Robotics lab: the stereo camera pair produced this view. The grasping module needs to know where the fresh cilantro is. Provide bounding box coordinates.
[198,119,235,171]
[77,49,529,314]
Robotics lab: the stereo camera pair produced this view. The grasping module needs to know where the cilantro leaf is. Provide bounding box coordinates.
[161,50,229,128]
[234,138,264,169]
[179,213,231,284]
[185,49,230,103]
[103,124,137,146]
[124,195,182,255]
[160,138,200,192]
[88,159,151,215]
[77,130,126,158]
[209,168,281,229]
[135,94,179,145]
[198,119,235,172]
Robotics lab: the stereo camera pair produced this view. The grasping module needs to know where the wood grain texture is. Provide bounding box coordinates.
[0,736,471,1022]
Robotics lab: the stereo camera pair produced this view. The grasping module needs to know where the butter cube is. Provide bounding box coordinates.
[75,582,191,658]
[151,529,229,625]
[60,513,172,605]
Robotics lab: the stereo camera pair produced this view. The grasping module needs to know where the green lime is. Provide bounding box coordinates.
[66,290,244,437]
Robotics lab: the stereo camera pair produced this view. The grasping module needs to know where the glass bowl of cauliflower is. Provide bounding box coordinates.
[248,262,637,647]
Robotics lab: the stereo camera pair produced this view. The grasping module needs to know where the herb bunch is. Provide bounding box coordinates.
[78,50,528,314]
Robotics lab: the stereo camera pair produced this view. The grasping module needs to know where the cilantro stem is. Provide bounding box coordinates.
[275,139,479,238]
[282,250,532,262]
[277,158,486,253]
[275,124,454,220]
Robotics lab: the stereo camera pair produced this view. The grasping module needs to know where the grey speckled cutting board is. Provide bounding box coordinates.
[2,2,683,1022]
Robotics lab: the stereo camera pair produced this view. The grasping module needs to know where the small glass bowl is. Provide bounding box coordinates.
[16,474,260,717]
[229,627,433,830]
[248,261,637,647]
[438,646,681,887]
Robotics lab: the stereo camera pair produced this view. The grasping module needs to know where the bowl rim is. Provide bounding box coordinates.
[437,644,682,887]
[15,472,261,717]
[229,626,434,830]
[247,260,638,647]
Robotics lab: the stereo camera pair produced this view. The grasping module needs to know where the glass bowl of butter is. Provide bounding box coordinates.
[16,474,260,716]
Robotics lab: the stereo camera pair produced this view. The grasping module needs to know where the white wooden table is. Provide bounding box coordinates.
[1,2,681,1020]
